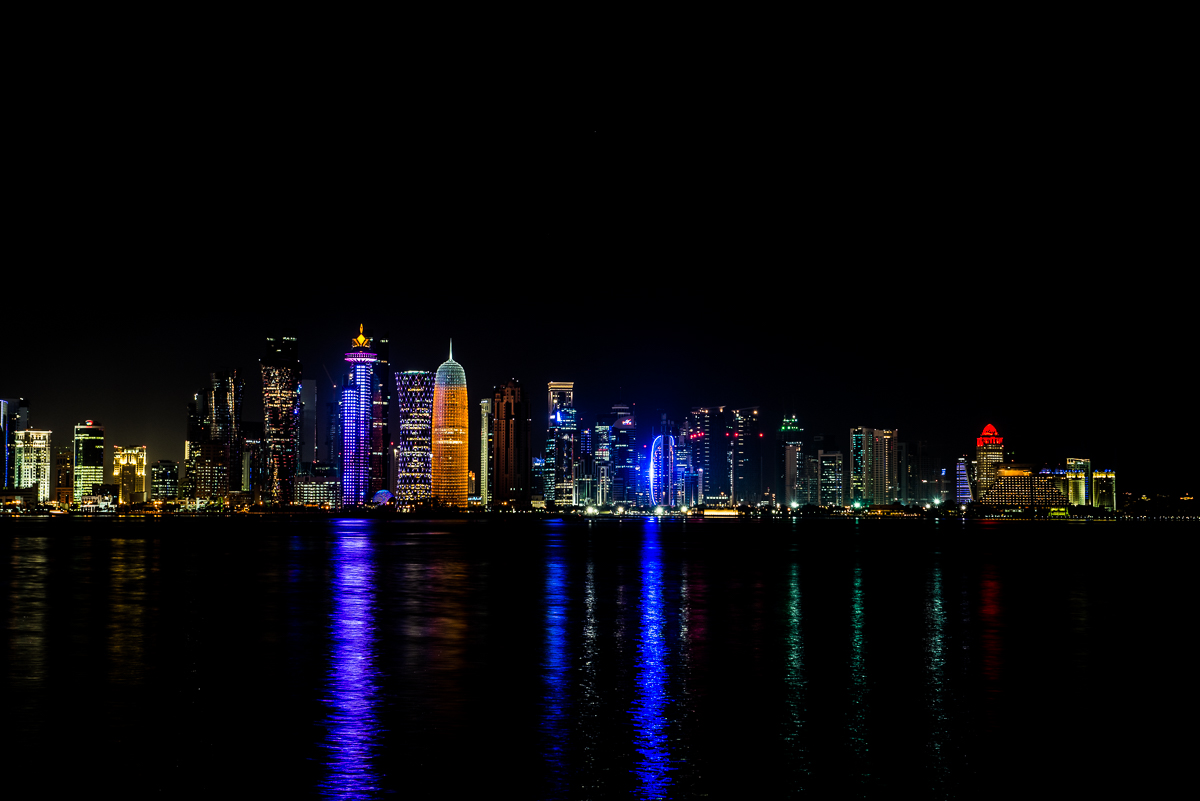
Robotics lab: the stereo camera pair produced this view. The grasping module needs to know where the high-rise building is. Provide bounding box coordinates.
[479,398,492,508]
[1066,457,1091,505]
[649,425,675,507]
[955,457,972,505]
[341,325,377,506]
[545,382,576,506]
[73,421,105,501]
[491,379,532,509]
[53,447,73,505]
[1,399,9,488]
[609,403,639,505]
[208,370,244,492]
[593,415,614,505]
[686,406,730,506]
[850,427,900,504]
[731,407,762,505]
[13,429,52,502]
[395,370,434,504]
[112,445,148,504]
[368,332,390,497]
[1093,469,1116,511]
[432,342,468,509]
[816,450,844,507]
[261,335,302,505]
[976,424,1004,494]
[152,460,178,500]
[777,414,803,507]
[300,378,318,464]
[978,466,1070,515]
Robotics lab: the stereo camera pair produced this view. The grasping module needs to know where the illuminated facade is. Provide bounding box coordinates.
[73,420,105,501]
[649,432,676,506]
[54,447,73,505]
[1093,470,1116,511]
[394,370,434,503]
[341,325,377,506]
[432,343,468,509]
[545,382,576,506]
[955,457,972,504]
[1066,457,1091,505]
[850,427,900,504]
[731,407,761,504]
[0,399,7,488]
[369,333,390,497]
[479,398,492,507]
[975,424,1004,493]
[13,429,52,502]
[112,445,148,504]
[610,403,639,504]
[978,467,1070,514]
[152,460,178,500]
[260,334,302,505]
[207,371,244,492]
[685,407,729,505]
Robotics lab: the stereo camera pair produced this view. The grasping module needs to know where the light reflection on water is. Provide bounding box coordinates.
[784,560,808,788]
[541,542,570,795]
[926,558,949,796]
[849,559,870,793]
[320,526,382,799]
[634,527,670,799]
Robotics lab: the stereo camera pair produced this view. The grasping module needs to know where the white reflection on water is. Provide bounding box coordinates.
[926,558,949,795]
[320,527,382,799]
[784,560,808,786]
[849,560,871,791]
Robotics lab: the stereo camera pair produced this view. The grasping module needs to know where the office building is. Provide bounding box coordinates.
[300,378,318,464]
[53,447,73,505]
[395,370,434,504]
[261,335,302,505]
[545,382,576,506]
[341,325,377,506]
[609,402,639,505]
[368,332,390,497]
[955,457,972,504]
[1093,470,1116,511]
[491,380,532,508]
[593,415,613,505]
[731,407,762,504]
[783,443,803,506]
[686,406,730,506]
[777,414,803,506]
[207,370,244,492]
[1066,457,1091,505]
[976,424,1004,494]
[112,445,148,504]
[480,398,492,508]
[1,399,8,488]
[649,423,676,507]
[978,466,1070,515]
[73,421,105,501]
[152,460,178,500]
[432,342,468,509]
[13,429,52,502]
[850,427,900,504]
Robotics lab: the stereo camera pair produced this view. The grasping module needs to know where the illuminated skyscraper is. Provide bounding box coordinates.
[545,382,576,506]
[975,424,1004,494]
[686,406,730,506]
[850,427,900,504]
[112,445,148,504]
[1093,470,1116,511]
[394,370,434,503]
[341,325,377,506]
[480,398,492,507]
[1066,457,1091,505]
[777,414,803,506]
[73,421,105,501]
[261,334,302,505]
[610,403,639,505]
[432,342,468,509]
[731,407,762,504]
[13,429,52,502]
[1,399,8,488]
[53,447,73,505]
[649,429,675,506]
[152,460,178,500]
[368,332,390,497]
[955,457,972,504]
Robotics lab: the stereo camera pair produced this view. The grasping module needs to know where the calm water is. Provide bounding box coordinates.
[0,518,1174,799]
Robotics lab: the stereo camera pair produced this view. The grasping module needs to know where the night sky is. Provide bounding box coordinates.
[6,118,1189,499]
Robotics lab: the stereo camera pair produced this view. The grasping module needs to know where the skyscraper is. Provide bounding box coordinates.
[731,407,762,505]
[479,398,492,508]
[649,427,675,506]
[13,429,52,502]
[975,424,1004,494]
[492,380,532,508]
[955,457,973,505]
[341,325,377,506]
[609,402,639,505]
[432,342,468,509]
[686,406,730,506]
[546,382,576,506]
[1,400,8,488]
[1066,457,1091,505]
[207,370,244,494]
[368,332,390,497]
[73,421,105,501]
[261,335,302,505]
[394,370,434,504]
[849,427,900,504]
[112,445,148,504]
[152,460,178,500]
[777,414,803,506]
[1093,469,1116,511]
[53,447,73,505]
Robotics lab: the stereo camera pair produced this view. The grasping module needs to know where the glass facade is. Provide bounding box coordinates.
[152,460,178,500]
[432,345,468,509]
[73,421,105,501]
[545,382,576,506]
[394,371,434,503]
[341,326,377,506]
[13,430,52,502]
[261,335,302,505]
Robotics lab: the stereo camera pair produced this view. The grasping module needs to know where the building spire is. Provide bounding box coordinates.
[449,338,453,360]
[351,324,370,349]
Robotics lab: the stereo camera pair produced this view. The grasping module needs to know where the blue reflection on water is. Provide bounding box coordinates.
[633,526,670,799]
[542,543,570,794]
[320,526,382,799]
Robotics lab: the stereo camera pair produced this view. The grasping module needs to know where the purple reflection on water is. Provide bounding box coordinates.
[320,524,382,799]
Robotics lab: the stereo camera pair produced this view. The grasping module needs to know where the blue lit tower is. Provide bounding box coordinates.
[649,431,675,507]
[955,457,972,505]
[340,325,377,506]
[394,370,434,503]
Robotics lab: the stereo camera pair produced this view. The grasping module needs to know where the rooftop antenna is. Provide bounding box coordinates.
[450,338,453,360]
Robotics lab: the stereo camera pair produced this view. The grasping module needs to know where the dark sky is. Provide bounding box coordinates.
[5,91,1190,499]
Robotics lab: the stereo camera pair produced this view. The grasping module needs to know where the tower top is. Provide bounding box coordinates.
[351,324,371,349]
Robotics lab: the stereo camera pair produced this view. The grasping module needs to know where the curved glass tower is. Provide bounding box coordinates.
[341,325,377,506]
[432,342,468,509]
[394,370,434,503]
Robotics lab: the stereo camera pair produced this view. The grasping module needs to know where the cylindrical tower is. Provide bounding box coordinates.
[432,342,468,509]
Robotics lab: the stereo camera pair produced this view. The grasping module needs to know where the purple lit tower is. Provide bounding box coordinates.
[341,325,377,506]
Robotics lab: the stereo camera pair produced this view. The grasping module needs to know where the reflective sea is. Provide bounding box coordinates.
[1,518,1173,799]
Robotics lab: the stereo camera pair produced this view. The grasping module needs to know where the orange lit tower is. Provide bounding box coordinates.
[432,341,469,509]
[976,423,1004,493]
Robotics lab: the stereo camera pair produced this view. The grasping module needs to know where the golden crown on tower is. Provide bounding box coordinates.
[351,324,371,349]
